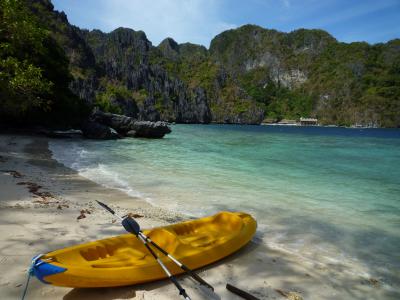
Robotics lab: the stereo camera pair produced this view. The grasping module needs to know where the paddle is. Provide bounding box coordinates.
[96,200,216,299]
[226,283,260,300]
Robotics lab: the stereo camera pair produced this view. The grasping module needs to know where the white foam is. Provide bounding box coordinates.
[80,164,145,199]
[49,141,148,201]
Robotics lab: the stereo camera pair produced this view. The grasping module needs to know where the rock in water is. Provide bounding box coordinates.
[91,110,134,134]
[91,110,171,138]
[130,121,171,138]
[81,120,119,139]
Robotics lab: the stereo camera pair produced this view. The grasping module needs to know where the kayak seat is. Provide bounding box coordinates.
[146,228,181,254]
[179,233,216,247]
[90,248,148,268]
[80,245,114,261]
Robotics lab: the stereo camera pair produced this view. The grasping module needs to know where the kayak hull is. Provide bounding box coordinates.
[34,211,257,287]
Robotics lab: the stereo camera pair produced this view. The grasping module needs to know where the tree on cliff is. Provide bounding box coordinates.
[0,0,88,126]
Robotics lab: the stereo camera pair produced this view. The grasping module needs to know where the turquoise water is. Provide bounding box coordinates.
[50,125,400,283]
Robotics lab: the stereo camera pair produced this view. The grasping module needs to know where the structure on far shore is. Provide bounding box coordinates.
[299,117,318,126]
[261,117,318,126]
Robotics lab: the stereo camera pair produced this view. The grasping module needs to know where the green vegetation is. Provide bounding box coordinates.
[95,82,135,114]
[0,0,88,126]
[206,25,399,126]
[132,89,148,104]
[1,2,398,127]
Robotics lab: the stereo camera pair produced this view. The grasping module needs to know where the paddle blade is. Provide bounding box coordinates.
[198,283,221,300]
[96,200,115,215]
[226,284,259,300]
[122,217,141,236]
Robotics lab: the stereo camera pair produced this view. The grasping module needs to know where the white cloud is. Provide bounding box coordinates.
[97,0,236,47]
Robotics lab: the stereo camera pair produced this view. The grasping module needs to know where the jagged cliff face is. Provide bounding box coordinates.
[27,1,400,127]
[80,28,212,123]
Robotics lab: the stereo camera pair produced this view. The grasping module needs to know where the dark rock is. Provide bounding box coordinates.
[126,130,136,137]
[69,76,97,104]
[130,121,171,138]
[91,110,171,138]
[91,110,134,134]
[46,129,83,138]
[81,120,119,139]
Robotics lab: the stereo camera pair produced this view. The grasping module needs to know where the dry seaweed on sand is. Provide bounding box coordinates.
[275,289,303,300]
[1,170,23,178]
[77,209,92,220]
[17,181,56,200]
[124,212,144,218]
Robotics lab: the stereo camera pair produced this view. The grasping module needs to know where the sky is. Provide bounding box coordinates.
[52,0,400,47]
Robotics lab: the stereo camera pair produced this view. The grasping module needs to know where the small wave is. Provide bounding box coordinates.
[49,140,148,201]
[81,164,145,199]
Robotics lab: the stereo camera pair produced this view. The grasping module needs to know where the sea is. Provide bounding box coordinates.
[49,124,400,284]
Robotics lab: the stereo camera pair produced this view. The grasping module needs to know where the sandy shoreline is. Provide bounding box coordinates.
[0,134,397,299]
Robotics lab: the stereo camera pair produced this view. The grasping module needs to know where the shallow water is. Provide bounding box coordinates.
[50,125,400,283]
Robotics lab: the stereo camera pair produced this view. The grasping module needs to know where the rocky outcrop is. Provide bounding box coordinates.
[81,30,212,124]
[81,120,119,140]
[45,129,83,138]
[158,38,180,61]
[127,121,172,138]
[91,110,135,134]
[90,110,171,138]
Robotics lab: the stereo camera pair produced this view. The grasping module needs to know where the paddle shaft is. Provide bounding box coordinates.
[96,200,214,291]
[137,234,191,300]
[96,201,194,299]
[137,232,214,290]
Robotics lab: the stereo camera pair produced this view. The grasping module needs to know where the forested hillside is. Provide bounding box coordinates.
[1,0,399,127]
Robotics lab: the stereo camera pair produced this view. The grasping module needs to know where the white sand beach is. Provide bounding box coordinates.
[0,134,396,300]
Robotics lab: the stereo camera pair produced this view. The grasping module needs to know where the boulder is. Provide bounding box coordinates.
[129,121,172,138]
[91,110,172,138]
[46,129,83,138]
[126,130,137,137]
[81,120,119,140]
[91,110,134,134]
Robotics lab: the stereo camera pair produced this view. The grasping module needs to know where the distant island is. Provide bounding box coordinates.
[1,0,399,130]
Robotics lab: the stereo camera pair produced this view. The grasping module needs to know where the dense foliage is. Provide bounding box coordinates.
[0,0,88,126]
[207,25,400,126]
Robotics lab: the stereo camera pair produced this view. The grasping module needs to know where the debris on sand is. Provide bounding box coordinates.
[77,212,86,220]
[57,204,69,210]
[275,289,303,300]
[125,212,144,219]
[361,277,380,288]
[77,209,92,220]
[1,170,23,178]
[17,181,56,201]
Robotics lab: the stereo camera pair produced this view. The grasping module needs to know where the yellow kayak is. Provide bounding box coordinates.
[32,211,257,287]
